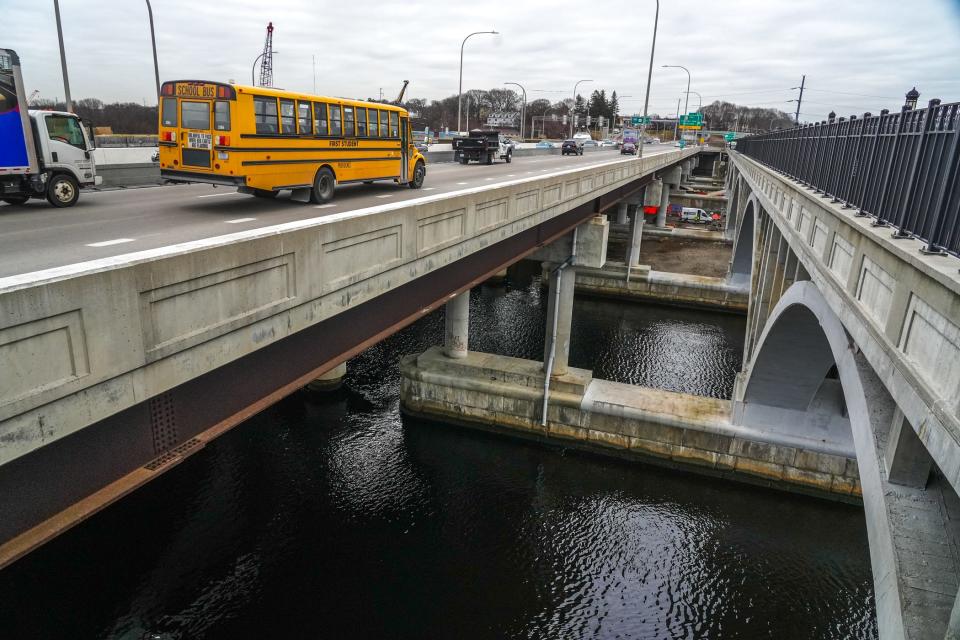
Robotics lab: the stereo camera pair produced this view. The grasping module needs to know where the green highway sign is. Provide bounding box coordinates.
[724,132,736,141]
[678,113,703,126]
[631,115,651,125]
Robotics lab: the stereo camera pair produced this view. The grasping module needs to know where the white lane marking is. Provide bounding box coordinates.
[456,182,468,185]
[423,187,436,191]
[197,191,243,198]
[224,217,257,224]
[314,203,336,208]
[484,177,494,181]
[507,174,515,177]
[376,194,394,199]
[86,238,135,247]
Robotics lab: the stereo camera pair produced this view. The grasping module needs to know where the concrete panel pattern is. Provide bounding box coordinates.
[829,234,854,285]
[140,255,296,359]
[417,208,467,255]
[898,295,960,413]
[0,311,89,407]
[857,255,896,328]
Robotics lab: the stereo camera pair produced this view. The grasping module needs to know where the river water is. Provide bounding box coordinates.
[0,267,876,639]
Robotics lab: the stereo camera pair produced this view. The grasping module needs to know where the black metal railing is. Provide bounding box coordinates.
[736,100,960,257]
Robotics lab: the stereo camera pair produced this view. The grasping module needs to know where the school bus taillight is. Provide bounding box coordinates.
[215,135,230,146]
[161,131,175,142]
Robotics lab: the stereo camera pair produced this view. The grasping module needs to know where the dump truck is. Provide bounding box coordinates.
[0,48,100,207]
[452,129,512,165]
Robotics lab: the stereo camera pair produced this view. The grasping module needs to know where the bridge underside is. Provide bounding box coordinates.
[0,174,653,568]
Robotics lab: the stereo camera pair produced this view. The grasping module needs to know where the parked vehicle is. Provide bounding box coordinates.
[452,129,512,164]
[680,207,712,223]
[620,142,637,155]
[561,139,583,156]
[536,140,556,149]
[0,47,101,207]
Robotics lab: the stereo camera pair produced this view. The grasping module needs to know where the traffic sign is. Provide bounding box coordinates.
[631,115,651,125]
[724,132,736,141]
[678,124,702,130]
[678,113,703,126]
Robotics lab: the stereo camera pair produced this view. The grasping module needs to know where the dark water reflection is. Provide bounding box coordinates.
[0,267,875,639]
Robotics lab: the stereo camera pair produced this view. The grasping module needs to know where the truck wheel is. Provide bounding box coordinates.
[409,161,426,189]
[486,152,493,165]
[46,174,79,207]
[310,167,336,203]
[505,151,512,164]
[1,195,30,205]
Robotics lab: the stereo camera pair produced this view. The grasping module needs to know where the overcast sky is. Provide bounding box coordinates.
[8,0,960,121]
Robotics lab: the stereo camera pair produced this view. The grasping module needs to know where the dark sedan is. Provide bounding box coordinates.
[621,142,637,155]
[561,139,583,156]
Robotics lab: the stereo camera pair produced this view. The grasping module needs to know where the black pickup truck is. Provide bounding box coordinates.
[452,129,513,165]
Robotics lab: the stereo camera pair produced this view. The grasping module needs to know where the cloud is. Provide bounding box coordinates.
[7,0,960,121]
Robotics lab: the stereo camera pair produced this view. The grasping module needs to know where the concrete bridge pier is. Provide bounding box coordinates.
[543,263,577,377]
[627,211,645,269]
[656,166,682,228]
[615,201,629,226]
[306,362,348,391]
[444,290,470,359]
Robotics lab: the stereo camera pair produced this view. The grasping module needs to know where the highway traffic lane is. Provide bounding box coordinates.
[0,147,675,278]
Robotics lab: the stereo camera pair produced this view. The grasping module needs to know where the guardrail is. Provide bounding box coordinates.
[736,100,960,257]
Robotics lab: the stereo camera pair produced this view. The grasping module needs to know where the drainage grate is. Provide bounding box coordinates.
[144,438,202,471]
[149,393,179,455]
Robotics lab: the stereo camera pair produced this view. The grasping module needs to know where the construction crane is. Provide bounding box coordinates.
[28,89,40,105]
[258,22,274,88]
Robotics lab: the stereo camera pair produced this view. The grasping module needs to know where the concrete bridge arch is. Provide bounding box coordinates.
[729,195,758,289]
[735,280,955,639]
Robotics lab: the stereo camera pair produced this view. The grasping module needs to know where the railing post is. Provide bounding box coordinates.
[923,102,960,255]
[839,114,864,209]
[832,116,854,203]
[873,105,912,227]
[893,99,940,239]
[856,109,888,217]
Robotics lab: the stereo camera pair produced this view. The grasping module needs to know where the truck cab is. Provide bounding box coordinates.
[1,47,100,207]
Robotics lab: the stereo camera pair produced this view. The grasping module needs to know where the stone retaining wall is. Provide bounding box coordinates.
[400,346,861,502]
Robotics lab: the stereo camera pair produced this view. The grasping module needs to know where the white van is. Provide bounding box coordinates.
[680,207,711,223]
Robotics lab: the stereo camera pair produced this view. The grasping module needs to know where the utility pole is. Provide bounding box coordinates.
[53,0,72,112]
[793,74,805,125]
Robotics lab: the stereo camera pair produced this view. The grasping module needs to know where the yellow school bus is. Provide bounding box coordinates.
[157,80,426,202]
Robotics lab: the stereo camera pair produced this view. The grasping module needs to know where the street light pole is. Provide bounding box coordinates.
[145,0,160,99]
[662,64,691,121]
[52,0,72,112]
[504,81,527,139]
[637,0,659,160]
[571,79,592,137]
[458,30,498,133]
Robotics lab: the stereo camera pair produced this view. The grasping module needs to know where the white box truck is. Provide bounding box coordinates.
[0,48,100,207]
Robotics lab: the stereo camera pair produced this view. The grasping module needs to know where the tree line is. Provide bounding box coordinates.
[29,93,797,137]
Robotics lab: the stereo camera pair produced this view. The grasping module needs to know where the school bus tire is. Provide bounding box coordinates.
[310,167,336,203]
[409,161,426,189]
